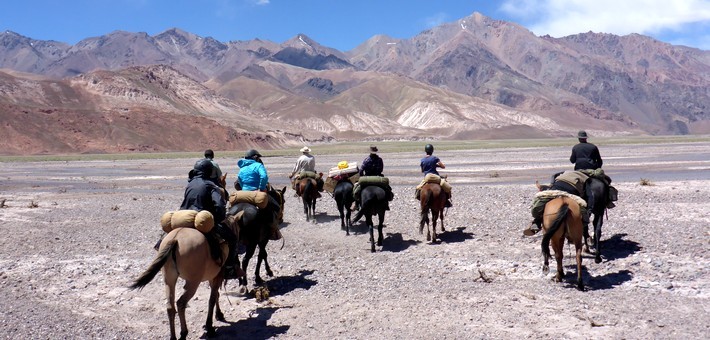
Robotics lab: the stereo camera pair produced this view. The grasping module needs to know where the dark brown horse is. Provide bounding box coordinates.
[333,178,354,235]
[129,214,242,339]
[231,185,285,294]
[351,185,387,252]
[419,182,446,243]
[296,177,319,222]
[541,196,585,291]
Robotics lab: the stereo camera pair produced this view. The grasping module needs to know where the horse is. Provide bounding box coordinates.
[419,182,447,243]
[541,196,585,291]
[296,177,319,222]
[129,217,241,339]
[351,185,387,252]
[583,177,608,263]
[333,179,354,235]
[229,185,285,294]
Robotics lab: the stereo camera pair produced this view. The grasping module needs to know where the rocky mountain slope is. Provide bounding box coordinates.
[0,12,707,154]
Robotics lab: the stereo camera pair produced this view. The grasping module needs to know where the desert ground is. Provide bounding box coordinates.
[0,141,708,339]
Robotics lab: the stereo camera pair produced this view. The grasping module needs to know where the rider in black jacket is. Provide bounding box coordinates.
[180,159,241,279]
[570,130,603,170]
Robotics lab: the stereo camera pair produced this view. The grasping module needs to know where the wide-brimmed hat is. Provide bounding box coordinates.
[300,146,311,153]
[369,145,378,153]
[577,130,588,139]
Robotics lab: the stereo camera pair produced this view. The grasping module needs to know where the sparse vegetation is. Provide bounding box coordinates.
[28,201,38,208]
[489,171,500,178]
[639,178,653,186]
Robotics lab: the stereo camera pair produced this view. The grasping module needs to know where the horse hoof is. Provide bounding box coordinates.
[595,257,602,264]
[577,283,585,291]
[204,326,216,338]
[238,285,248,295]
[216,311,226,322]
[542,265,549,274]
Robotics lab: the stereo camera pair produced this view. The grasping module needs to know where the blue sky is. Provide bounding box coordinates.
[2,0,709,50]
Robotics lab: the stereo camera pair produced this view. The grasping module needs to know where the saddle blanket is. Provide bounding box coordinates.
[160,210,214,233]
[534,190,587,208]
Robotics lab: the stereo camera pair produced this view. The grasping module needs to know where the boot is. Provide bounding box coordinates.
[523,219,542,236]
[270,224,282,240]
[445,199,453,208]
[223,245,244,280]
[153,233,165,251]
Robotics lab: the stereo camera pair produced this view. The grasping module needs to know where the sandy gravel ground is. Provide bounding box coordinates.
[0,142,708,339]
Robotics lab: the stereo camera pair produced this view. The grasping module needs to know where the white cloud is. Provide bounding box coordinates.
[424,12,448,28]
[256,0,270,5]
[500,0,710,37]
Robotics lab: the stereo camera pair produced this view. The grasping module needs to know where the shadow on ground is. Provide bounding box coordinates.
[207,306,290,340]
[601,233,641,261]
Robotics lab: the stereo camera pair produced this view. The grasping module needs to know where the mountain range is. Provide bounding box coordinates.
[1,12,708,155]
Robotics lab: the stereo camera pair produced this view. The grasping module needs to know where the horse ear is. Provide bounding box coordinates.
[280,186,287,194]
[535,180,542,191]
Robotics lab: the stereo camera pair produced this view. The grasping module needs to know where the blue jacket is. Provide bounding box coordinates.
[237,158,268,191]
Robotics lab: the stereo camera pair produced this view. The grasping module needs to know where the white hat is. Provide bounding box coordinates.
[300,146,311,153]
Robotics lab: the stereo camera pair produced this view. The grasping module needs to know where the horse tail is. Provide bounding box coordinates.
[129,240,177,290]
[541,203,569,258]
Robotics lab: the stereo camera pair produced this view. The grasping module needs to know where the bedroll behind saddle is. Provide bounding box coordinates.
[228,190,269,209]
[160,210,214,233]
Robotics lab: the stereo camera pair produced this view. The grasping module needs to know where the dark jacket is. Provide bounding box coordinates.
[180,169,226,224]
[360,154,384,176]
[570,142,603,170]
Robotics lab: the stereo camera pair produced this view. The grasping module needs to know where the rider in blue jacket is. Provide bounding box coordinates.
[237,149,268,191]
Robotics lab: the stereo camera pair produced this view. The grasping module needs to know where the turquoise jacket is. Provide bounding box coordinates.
[237,158,268,191]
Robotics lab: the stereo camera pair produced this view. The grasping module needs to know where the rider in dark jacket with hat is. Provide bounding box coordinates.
[180,159,242,279]
[570,130,603,170]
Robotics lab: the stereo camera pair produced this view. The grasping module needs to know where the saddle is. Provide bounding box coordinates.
[578,169,618,207]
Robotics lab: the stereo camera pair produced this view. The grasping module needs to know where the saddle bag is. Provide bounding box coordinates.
[328,161,359,178]
[160,209,214,233]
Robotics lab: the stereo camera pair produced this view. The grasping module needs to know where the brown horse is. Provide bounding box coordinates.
[419,182,446,242]
[129,216,241,339]
[541,196,585,291]
[296,176,319,222]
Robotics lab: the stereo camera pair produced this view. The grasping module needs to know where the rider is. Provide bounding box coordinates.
[288,146,323,197]
[237,149,282,240]
[417,144,452,207]
[352,145,393,210]
[203,149,223,185]
[570,130,616,207]
[523,170,590,236]
[181,159,242,279]
[570,130,602,170]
